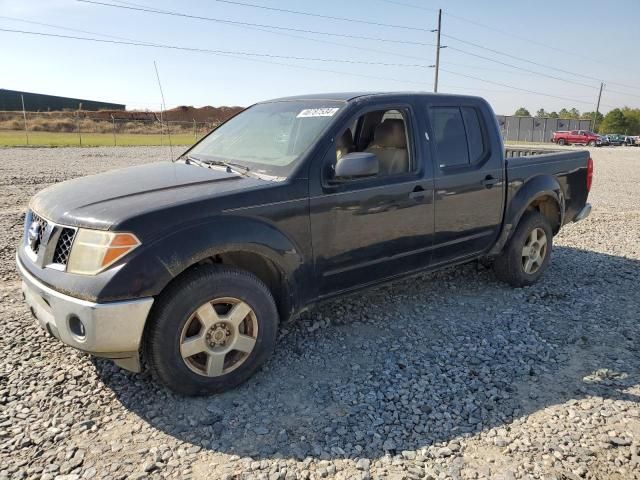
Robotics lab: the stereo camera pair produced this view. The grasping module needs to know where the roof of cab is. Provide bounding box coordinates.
[260,91,482,103]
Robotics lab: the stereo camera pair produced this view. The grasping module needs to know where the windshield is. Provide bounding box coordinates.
[187,100,344,177]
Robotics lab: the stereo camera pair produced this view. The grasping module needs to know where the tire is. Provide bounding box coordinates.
[493,211,553,288]
[144,265,279,396]
[588,140,596,147]
[557,138,566,146]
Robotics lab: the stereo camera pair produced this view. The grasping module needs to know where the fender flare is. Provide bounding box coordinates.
[490,175,564,255]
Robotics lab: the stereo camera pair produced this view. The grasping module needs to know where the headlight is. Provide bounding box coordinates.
[67,229,140,275]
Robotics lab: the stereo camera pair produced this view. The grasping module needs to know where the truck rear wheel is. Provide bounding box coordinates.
[493,211,553,287]
[144,265,279,395]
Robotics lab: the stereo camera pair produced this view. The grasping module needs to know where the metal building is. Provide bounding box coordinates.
[496,115,593,143]
[0,89,125,111]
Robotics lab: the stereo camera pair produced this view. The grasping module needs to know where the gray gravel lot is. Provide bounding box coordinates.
[0,146,639,480]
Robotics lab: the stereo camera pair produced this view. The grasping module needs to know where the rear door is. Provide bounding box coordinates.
[426,100,504,265]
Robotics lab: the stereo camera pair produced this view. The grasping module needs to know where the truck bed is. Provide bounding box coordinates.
[504,146,591,226]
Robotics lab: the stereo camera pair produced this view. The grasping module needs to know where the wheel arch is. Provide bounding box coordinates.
[509,175,564,233]
[167,248,294,321]
[146,215,306,322]
[491,175,564,255]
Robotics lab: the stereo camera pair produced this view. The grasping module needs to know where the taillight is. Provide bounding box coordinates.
[586,157,593,192]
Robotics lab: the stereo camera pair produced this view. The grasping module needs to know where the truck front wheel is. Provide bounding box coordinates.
[493,211,553,287]
[144,265,279,395]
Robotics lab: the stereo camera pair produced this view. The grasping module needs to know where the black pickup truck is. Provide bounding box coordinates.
[17,92,593,395]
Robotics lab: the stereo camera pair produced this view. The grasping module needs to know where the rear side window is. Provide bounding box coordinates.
[429,107,468,167]
[429,106,487,169]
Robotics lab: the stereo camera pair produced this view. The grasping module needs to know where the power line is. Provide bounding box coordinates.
[446,46,599,90]
[0,15,145,42]
[439,68,616,109]
[19,5,630,102]
[378,0,437,12]
[77,0,436,46]
[603,88,640,100]
[442,34,601,83]
[379,0,638,94]
[3,21,634,110]
[0,13,432,65]
[379,0,627,72]
[0,27,438,89]
[206,0,432,31]
[441,33,640,94]
[442,12,629,74]
[74,1,435,62]
[0,27,435,68]
[89,0,640,98]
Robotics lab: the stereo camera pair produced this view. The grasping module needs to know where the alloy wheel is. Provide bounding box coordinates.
[521,227,548,274]
[179,297,258,377]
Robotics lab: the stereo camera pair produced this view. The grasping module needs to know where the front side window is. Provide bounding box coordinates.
[189,101,344,177]
[329,108,412,180]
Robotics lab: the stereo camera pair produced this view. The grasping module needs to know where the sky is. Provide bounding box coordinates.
[1,0,639,115]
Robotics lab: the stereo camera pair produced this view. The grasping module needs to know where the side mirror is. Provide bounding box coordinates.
[334,152,379,180]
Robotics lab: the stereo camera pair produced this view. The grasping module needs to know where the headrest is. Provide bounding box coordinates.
[372,119,407,149]
[337,128,353,149]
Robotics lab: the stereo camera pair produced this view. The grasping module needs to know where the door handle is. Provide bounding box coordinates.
[408,186,426,200]
[481,175,498,188]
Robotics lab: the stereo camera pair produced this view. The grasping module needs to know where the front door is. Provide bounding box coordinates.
[310,104,435,296]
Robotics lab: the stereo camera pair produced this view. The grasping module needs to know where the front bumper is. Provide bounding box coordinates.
[17,254,154,372]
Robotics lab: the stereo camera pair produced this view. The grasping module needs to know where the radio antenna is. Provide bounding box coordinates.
[153,60,173,160]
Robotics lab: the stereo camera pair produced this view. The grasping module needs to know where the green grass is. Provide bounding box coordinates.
[0,131,198,147]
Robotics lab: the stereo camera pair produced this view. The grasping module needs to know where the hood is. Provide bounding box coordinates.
[30,162,266,230]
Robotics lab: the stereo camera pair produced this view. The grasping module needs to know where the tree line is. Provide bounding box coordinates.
[512,107,640,135]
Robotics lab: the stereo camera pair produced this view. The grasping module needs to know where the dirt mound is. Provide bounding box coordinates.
[66,105,244,123]
[162,105,244,123]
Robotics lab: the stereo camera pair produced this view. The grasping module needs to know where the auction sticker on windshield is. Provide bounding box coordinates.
[297,107,340,118]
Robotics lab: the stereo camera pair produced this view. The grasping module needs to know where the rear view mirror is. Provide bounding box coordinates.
[334,152,379,179]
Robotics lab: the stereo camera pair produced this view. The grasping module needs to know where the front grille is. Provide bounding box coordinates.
[29,212,49,254]
[25,209,77,269]
[52,228,76,266]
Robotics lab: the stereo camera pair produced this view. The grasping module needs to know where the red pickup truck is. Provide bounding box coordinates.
[552,130,599,146]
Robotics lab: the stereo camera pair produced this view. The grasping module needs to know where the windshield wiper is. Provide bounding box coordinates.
[182,154,210,169]
[207,159,251,176]
[182,154,251,176]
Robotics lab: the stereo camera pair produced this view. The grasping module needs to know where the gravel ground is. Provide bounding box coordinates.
[0,146,639,480]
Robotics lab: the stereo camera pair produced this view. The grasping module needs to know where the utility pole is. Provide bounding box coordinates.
[433,9,442,93]
[593,82,604,132]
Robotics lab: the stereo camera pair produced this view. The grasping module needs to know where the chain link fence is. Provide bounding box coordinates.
[0,110,220,146]
[1,110,598,146]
